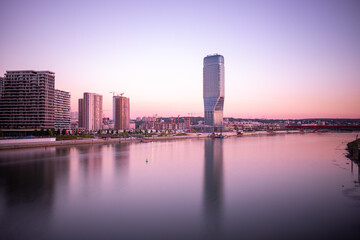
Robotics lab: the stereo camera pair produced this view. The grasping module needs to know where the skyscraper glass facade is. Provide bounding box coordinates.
[203,54,225,126]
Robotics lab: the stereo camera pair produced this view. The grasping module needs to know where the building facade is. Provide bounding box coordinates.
[78,92,103,131]
[203,54,225,126]
[113,95,130,130]
[78,99,84,128]
[54,89,70,130]
[0,77,4,100]
[0,70,55,129]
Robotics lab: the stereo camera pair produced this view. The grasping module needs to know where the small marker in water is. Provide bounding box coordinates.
[146,159,148,163]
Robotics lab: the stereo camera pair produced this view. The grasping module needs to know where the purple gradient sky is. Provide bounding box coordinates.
[1,0,359,119]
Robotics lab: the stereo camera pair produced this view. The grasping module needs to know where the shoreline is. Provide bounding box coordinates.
[0,130,338,150]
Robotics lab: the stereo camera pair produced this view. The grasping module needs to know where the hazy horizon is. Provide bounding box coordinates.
[1,0,359,119]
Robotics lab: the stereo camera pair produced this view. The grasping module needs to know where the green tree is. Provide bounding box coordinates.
[40,128,45,136]
[0,129,3,137]
[56,129,61,135]
[62,129,67,135]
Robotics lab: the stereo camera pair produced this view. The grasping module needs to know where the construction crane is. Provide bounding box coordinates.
[109,92,125,97]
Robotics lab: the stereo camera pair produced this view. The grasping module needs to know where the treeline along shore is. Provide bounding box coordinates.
[0,130,307,150]
[1,130,359,151]
[347,138,360,161]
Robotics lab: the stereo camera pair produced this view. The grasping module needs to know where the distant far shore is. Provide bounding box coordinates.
[0,130,351,151]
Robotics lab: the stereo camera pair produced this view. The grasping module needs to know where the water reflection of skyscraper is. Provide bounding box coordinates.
[203,138,224,238]
[79,144,103,178]
[114,143,130,174]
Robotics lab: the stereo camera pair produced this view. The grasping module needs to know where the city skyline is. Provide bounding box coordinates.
[1,0,359,119]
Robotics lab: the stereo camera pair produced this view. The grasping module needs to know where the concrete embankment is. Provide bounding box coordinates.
[0,130,303,150]
[0,134,209,150]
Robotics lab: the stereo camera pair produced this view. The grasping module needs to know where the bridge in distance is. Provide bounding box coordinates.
[285,125,360,132]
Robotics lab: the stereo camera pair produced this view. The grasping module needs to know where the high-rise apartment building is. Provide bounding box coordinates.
[0,77,4,99]
[78,99,84,128]
[203,54,225,126]
[113,95,130,130]
[0,70,55,129]
[54,89,70,130]
[78,92,103,131]
[70,112,78,119]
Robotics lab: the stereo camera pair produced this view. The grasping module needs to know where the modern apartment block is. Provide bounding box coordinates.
[0,77,4,99]
[54,89,70,130]
[0,70,55,129]
[203,54,225,126]
[113,95,130,130]
[78,92,103,131]
[78,99,84,128]
[70,112,78,119]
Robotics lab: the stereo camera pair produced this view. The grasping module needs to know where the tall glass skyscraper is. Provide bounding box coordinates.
[203,54,225,126]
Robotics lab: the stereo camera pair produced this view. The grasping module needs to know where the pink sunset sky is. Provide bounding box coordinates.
[0,0,359,119]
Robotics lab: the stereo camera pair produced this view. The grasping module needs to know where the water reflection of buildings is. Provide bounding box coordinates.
[66,143,130,204]
[0,144,131,239]
[114,143,130,176]
[0,147,71,239]
[203,138,224,238]
[69,144,130,182]
[76,144,104,178]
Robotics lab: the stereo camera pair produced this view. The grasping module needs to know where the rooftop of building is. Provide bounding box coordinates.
[55,89,70,94]
[5,70,55,75]
[204,54,224,64]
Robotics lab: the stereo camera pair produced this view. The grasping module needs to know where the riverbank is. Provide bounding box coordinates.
[0,130,304,150]
[347,138,360,161]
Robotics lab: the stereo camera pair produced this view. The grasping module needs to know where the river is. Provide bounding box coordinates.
[0,133,360,239]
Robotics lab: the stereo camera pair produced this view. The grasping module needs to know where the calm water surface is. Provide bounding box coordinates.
[1,133,360,239]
